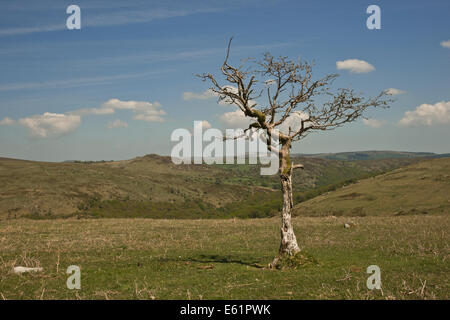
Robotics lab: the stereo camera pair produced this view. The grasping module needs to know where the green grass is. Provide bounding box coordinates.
[1,156,448,300]
[0,215,448,299]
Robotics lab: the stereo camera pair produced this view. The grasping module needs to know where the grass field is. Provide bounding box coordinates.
[1,157,448,299]
[0,215,448,300]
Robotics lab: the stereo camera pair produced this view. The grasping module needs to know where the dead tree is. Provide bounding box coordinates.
[199,39,391,267]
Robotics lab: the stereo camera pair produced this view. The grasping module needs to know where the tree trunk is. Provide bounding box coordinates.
[271,152,301,267]
[278,169,300,255]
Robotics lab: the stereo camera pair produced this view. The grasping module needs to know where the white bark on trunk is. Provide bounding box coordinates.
[278,171,301,256]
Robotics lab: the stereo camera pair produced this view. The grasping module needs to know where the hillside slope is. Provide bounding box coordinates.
[0,155,263,218]
[293,158,450,217]
[0,154,424,218]
[295,151,449,161]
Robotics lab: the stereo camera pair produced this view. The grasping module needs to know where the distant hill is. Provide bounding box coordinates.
[0,153,435,219]
[0,154,261,218]
[294,151,449,161]
[293,158,450,217]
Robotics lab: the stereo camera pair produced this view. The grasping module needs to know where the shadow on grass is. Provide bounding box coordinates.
[189,254,265,268]
[157,254,266,268]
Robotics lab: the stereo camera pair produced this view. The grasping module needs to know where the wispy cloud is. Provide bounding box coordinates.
[363,118,385,128]
[183,89,215,101]
[386,88,406,95]
[440,40,450,48]
[68,98,167,123]
[102,98,166,123]
[184,85,258,108]
[0,117,16,126]
[107,119,128,129]
[0,24,64,36]
[86,8,221,28]
[0,70,172,92]
[85,42,293,67]
[0,7,222,37]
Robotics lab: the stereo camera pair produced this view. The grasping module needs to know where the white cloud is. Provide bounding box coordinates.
[0,117,15,125]
[194,120,212,130]
[218,86,238,106]
[132,114,163,122]
[102,98,166,122]
[386,88,406,95]
[69,107,115,116]
[363,118,385,128]
[18,113,81,138]
[3,98,165,138]
[107,119,128,129]
[182,90,215,101]
[440,40,450,48]
[183,86,257,108]
[220,110,312,134]
[399,101,450,127]
[218,86,258,108]
[188,120,213,136]
[278,112,311,135]
[336,59,375,73]
[69,98,166,122]
[220,109,252,129]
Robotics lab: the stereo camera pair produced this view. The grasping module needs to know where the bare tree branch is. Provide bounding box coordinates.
[198,38,392,161]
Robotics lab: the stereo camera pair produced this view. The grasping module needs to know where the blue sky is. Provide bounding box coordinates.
[0,0,449,161]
